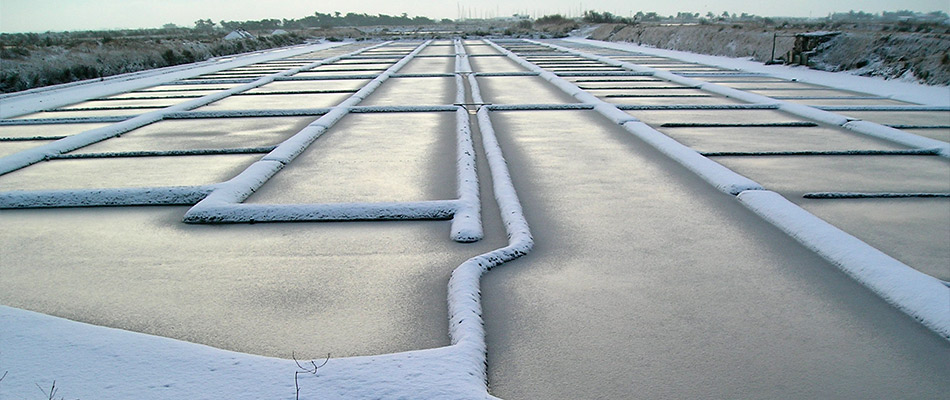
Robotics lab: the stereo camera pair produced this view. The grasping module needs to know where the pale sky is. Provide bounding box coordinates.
[1,0,948,33]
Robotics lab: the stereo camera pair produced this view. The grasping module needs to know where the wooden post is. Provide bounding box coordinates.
[769,32,777,64]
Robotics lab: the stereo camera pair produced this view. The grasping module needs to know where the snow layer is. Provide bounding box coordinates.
[0,306,494,400]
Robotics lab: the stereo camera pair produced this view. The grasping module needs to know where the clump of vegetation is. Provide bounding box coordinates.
[532,14,579,37]
[223,12,438,30]
[583,11,635,25]
[0,26,306,93]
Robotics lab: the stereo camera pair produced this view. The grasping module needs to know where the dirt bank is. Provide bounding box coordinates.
[586,23,950,85]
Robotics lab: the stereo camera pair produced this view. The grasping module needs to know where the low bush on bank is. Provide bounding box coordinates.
[0,30,307,93]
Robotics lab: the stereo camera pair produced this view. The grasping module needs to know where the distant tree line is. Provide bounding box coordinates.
[829,9,948,23]
[217,12,442,31]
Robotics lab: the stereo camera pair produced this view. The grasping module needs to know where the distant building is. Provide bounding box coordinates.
[224,29,255,40]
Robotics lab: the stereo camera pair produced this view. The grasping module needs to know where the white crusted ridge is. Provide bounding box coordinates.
[0,186,216,208]
[184,200,459,223]
[451,40,483,243]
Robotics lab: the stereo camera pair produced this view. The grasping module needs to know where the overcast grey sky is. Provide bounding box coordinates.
[2,0,948,33]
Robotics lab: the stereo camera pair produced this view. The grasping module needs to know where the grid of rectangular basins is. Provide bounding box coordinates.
[2,38,947,282]
[492,40,950,281]
[0,42,462,202]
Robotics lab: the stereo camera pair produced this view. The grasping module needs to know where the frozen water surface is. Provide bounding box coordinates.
[799,198,950,280]
[12,108,156,119]
[477,76,578,104]
[568,78,683,88]
[360,77,454,106]
[744,88,874,97]
[418,43,454,55]
[463,45,503,55]
[0,154,259,190]
[0,207,501,359]
[481,110,950,399]
[292,69,388,77]
[608,94,743,105]
[137,83,240,92]
[397,57,454,74]
[715,155,950,197]
[244,79,370,93]
[248,112,456,204]
[60,98,195,109]
[715,81,826,89]
[839,110,950,126]
[0,123,111,138]
[0,140,55,158]
[106,91,205,99]
[468,56,528,73]
[787,98,912,106]
[660,126,909,153]
[589,88,712,97]
[196,92,352,110]
[70,117,317,153]
[629,109,805,125]
[902,128,949,142]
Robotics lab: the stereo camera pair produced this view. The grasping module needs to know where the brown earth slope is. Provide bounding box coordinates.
[587,23,950,85]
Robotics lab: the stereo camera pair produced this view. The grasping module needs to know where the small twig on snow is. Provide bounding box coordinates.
[36,380,58,400]
[293,352,330,400]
